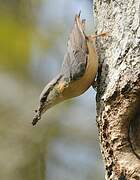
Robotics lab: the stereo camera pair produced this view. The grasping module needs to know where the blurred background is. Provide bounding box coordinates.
[0,0,104,180]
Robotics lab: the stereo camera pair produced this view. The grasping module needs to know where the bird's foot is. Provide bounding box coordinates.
[89,32,109,40]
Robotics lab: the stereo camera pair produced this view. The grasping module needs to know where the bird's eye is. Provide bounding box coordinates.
[40,96,47,103]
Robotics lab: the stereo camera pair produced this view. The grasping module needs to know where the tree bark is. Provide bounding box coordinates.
[94,0,140,179]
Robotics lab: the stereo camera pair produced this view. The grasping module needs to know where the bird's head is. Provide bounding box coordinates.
[32,75,67,125]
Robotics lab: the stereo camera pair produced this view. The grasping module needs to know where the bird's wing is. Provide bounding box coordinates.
[61,13,88,81]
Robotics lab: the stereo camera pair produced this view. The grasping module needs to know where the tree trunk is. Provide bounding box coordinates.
[94,0,140,179]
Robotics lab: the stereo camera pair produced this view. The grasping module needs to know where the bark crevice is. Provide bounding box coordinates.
[94,0,140,179]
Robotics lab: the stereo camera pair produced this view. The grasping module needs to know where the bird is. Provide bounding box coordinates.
[32,12,107,126]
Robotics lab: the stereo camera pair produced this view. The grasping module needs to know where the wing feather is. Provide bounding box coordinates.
[61,14,88,81]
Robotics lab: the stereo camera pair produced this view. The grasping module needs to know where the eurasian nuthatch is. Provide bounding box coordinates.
[32,12,107,126]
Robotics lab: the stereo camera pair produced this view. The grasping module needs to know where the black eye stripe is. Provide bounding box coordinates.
[40,75,62,103]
